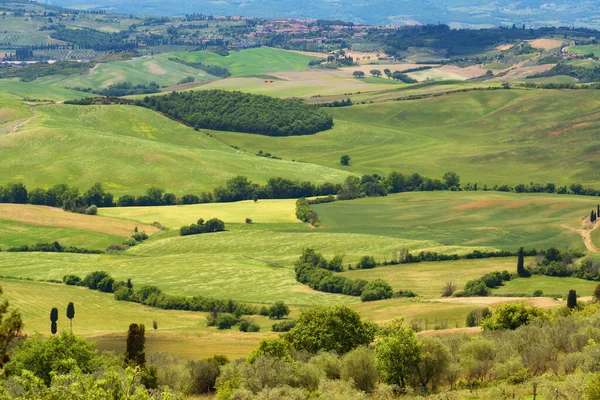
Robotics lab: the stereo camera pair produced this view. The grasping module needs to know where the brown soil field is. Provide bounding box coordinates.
[0,204,159,237]
[529,38,564,50]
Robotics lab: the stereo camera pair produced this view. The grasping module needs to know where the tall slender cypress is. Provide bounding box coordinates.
[567,289,578,309]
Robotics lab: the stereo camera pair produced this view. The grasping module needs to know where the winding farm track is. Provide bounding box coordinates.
[9,106,38,133]
[561,220,600,253]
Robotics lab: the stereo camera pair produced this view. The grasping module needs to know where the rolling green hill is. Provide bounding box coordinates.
[162,47,319,76]
[211,89,600,188]
[0,104,350,195]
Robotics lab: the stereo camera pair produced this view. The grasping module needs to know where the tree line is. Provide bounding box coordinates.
[136,90,334,136]
[0,61,92,82]
[168,57,231,78]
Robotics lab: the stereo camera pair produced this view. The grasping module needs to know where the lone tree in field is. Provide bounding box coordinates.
[66,302,75,331]
[153,320,158,331]
[340,155,351,166]
[567,290,578,309]
[50,308,58,335]
[125,323,146,366]
[441,281,457,297]
[384,68,391,78]
[268,301,290,320]
[352,71,365,78]
[517,247,530,278]
[370,69,382,77]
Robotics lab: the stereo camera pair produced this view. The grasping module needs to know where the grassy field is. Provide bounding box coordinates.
[37,56,216,90]
[0,104,350,195]
[99,199,300,227]
[493,275,598,297]
[0,80,94,101]
[212,89,600,187]
[341,258,526,297]
[569,45,600,56]
[312,192,594,251]
[161,47,319,76]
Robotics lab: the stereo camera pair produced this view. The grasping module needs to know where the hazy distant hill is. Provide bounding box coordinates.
[45,0,600,28]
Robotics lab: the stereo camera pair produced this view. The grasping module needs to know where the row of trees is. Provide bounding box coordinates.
[168,57,231,78]
[179,218,225,236]
[137,90,334,136]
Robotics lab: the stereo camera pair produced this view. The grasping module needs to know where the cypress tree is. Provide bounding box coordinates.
[50,307,58,335]
[567,289,578,309]
[125,323,146,366]
[66,302,75,331]
[517,247,529,277]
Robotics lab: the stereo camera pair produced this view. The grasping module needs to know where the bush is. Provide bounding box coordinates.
[482,303,548,331]
[188,360,220,394]
[215,314,238,330]
[360,279,393,302]
[245,218,253,224]
[533,290,544,297]
[355,256,376,270]
[309,352,341,379]
[463,279,489,297]
[269,301,290,319]
[239,318,260,332]
[180,218,226,236]
[81,271,111,290]
[63,274,82,286]
[272,320,296,332]
[84,205,98,215]
[97,276,115,293]
[340,347,378,392]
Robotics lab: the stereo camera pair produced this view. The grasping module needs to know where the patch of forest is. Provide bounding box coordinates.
[136,90,334,136]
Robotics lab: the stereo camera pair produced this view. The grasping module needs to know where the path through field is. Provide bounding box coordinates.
[561,220,600,253]
[9,106,38,133]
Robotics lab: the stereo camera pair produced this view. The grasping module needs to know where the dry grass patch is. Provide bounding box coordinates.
[529,39,564,50]
[0,204,159,237]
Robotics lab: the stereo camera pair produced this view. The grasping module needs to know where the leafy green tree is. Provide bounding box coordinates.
[340,154,351,166]
[66,302,75,331]
[352,71,365,78]
[481,302,547,331]
[5,331,99,386]
[442,171,460,189]
[247,338,292,363]
[355,255,376,269]
[189,359,221,394]
[284,305,376,354]
[415,336,450,390]
[340,347,378,392]
[50,307,58,335]
[360,279,394,302]
[268,301,290,320]
[125,323,146,366]
[374,319,421,389]
[370,69,382,77]
[567,289,578,309]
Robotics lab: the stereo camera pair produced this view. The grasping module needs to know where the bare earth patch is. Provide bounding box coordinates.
[529,39,564,50]
[0,204,159,237]
[496,44,515,51]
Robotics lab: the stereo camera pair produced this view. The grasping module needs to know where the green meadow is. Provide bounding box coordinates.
[0,80,94,101]
[0,104,350,195]
[569,44,600,56]
[212,89,600,187]
[161,47,319,76]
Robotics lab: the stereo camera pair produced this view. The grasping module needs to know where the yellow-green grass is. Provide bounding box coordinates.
[569,45,600,56]
[0,204,159,237]
[482,62,512,70]
[37,57,216,90]
[313,192,595,251]
[0,220,121,251]
[99,199,300,228]
[0,80,94,101]
[161,47,319,76]
[0,99,31,133]
[212,89,600,187]
[0,104,350,195]
[493,276,599,297]
[0,278,271,360]
[407,68,466,82]
[340,258,528,298]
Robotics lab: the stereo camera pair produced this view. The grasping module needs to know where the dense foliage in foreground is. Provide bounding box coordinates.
[136,90,334,136]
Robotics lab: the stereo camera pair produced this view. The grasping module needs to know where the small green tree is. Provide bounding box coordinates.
[594,284,600,302]
[66,302,75,331]
[340,155,351,166]
[370,69,382,77]
[125,323,146,366]
[50,308,58,335]
[567,289,578,309]
[374,319,421,389]
[268,301,290,320]
[517,247,530,277]
[481,303,547,331]
[341,346,378,391]
[352,71,365,78]
[442,171,460,189]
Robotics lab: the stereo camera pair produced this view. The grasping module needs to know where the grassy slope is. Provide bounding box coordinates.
[37,57,216,90]
[0,80,94,101]
[312,192,594,251]
[212,89,600,187]
[162,47,319,76]
[569,45,600,56]
[0,104,350,195]
[493,275,598,297]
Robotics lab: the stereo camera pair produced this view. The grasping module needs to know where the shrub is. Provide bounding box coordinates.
[340,347,378,392]
[442,281,457,297]
[272,320,296,332]
[533,289,544,297]
[63,274,82,286]
[215,314,238,330]
[310,352,341,379]
[84,205,98,215]
[247,338,292,363]
[188,360,220,394]
[268,301,290,319]
[259,306,269,316]
[355,256,376,269]
[394,289,417,298]
[463,279,489,297]
[482,303,548,331]
[360,279,393,302]
[81,271,111,290]
[97,276,115,293]
[239,318,260,332]
[245,218,253,224]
